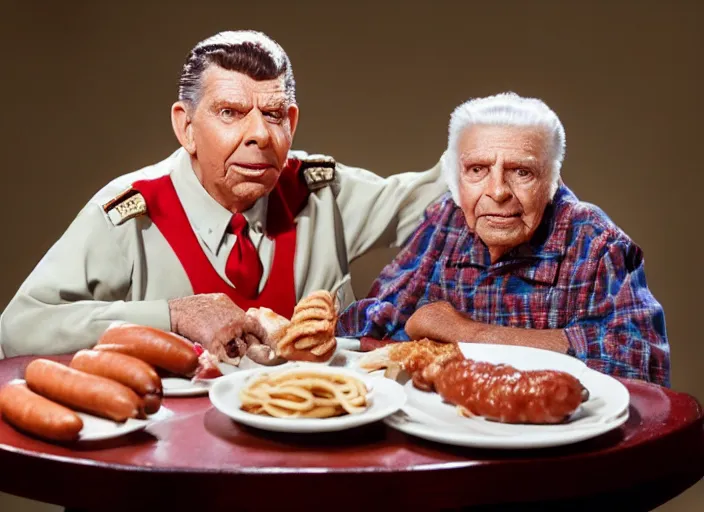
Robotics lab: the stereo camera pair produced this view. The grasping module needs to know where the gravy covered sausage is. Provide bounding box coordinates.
[433,358,585,424]
[0,382,83,442]
[25,359,144,422]
[69,349,163,414]
[96,324,198,376]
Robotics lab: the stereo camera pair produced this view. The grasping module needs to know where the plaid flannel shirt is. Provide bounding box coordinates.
[337,185,671,387]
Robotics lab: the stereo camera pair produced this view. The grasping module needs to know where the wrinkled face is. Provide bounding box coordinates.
[179,66,299,212]
[457,124,553,262]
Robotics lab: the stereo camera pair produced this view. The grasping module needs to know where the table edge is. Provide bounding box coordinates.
[1,411,702,475]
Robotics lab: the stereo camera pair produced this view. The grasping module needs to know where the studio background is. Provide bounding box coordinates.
[0,1,701,510]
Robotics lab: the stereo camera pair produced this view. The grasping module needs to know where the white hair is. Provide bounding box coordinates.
[441,92,566,203]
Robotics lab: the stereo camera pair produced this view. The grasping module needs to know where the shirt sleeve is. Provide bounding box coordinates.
[336,198,447,339]
[0,202,171,358]
[563,236,671,387]
[333,156,448,262]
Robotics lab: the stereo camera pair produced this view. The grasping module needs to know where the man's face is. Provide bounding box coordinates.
[457,124,553,262]
[179,66,298,212]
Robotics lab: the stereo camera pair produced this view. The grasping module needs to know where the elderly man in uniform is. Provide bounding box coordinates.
[0,30,447,358]
[337,92,671,387]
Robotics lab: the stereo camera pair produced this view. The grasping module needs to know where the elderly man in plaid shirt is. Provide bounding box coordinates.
[337,92,670,387]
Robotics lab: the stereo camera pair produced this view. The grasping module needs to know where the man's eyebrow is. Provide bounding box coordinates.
[460,151,541,166]
[259,97,287,110]
[210,98,249,110]
[503,156,540,166]
[459,151,494,162]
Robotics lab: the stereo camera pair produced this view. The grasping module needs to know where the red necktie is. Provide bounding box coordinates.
[225,214,263,298]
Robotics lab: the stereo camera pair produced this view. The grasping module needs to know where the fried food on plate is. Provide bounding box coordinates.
[240,368,368,419]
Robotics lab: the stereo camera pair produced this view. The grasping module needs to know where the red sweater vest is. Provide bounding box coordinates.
[131,159,309,319]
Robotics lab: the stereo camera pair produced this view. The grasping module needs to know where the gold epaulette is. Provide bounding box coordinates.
[299,154,336,191]
[102,187,147,226]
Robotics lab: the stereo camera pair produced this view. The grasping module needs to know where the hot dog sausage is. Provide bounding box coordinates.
[70,349,162,397]
[25,359,144,422]
[70,349,162,414]
[141,393,162,415]
[0,382,83,442]
[433,359,585,424]
[96,324,198,375]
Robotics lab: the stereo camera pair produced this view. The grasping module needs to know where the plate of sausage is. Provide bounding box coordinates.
[0,371,174,444]
[357,340,630,449]
[87,323,252,398]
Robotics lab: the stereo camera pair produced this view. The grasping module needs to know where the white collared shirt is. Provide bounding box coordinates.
[169,150,272,289]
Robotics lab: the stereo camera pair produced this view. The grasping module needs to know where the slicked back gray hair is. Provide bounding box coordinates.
[178,30,296,108]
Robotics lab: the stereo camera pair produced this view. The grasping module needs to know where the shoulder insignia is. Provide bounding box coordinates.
[102,187,147,226]
[299,154,336,191]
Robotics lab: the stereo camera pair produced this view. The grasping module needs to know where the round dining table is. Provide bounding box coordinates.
[0,341,702,512]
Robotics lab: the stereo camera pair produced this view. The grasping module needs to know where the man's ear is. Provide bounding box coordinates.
[287,103,299,139]
[171,101,196,155]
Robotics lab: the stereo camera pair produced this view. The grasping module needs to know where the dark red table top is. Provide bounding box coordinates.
[0,342,702,511]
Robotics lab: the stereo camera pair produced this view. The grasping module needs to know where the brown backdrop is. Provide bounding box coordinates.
[0,1,701,510]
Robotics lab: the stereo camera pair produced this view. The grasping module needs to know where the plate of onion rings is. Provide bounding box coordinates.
[208,363,406,433]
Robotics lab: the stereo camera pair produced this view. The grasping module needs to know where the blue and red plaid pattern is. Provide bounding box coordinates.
[337,185,670,387]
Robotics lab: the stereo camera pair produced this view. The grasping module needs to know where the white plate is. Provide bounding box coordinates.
[10,379,174,442]
[161,361,239,397]
[161,377,213,397]
[77,405,174,441]
[208,363,406,433]
[458,342,589,375]
[163,338,353,397]
[383,343,630,449]
[334,337,362,352]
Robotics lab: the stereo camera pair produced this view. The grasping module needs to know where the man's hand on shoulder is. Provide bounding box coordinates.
[168,293,246,353]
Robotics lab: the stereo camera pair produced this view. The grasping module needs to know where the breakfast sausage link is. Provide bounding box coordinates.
[142,393,162,415]
[0,382,84,442]
[96,324,199,376]
[70,349,162,396]
[434,359,585,424]
[25,359,144,422]
[70,349,163,415]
